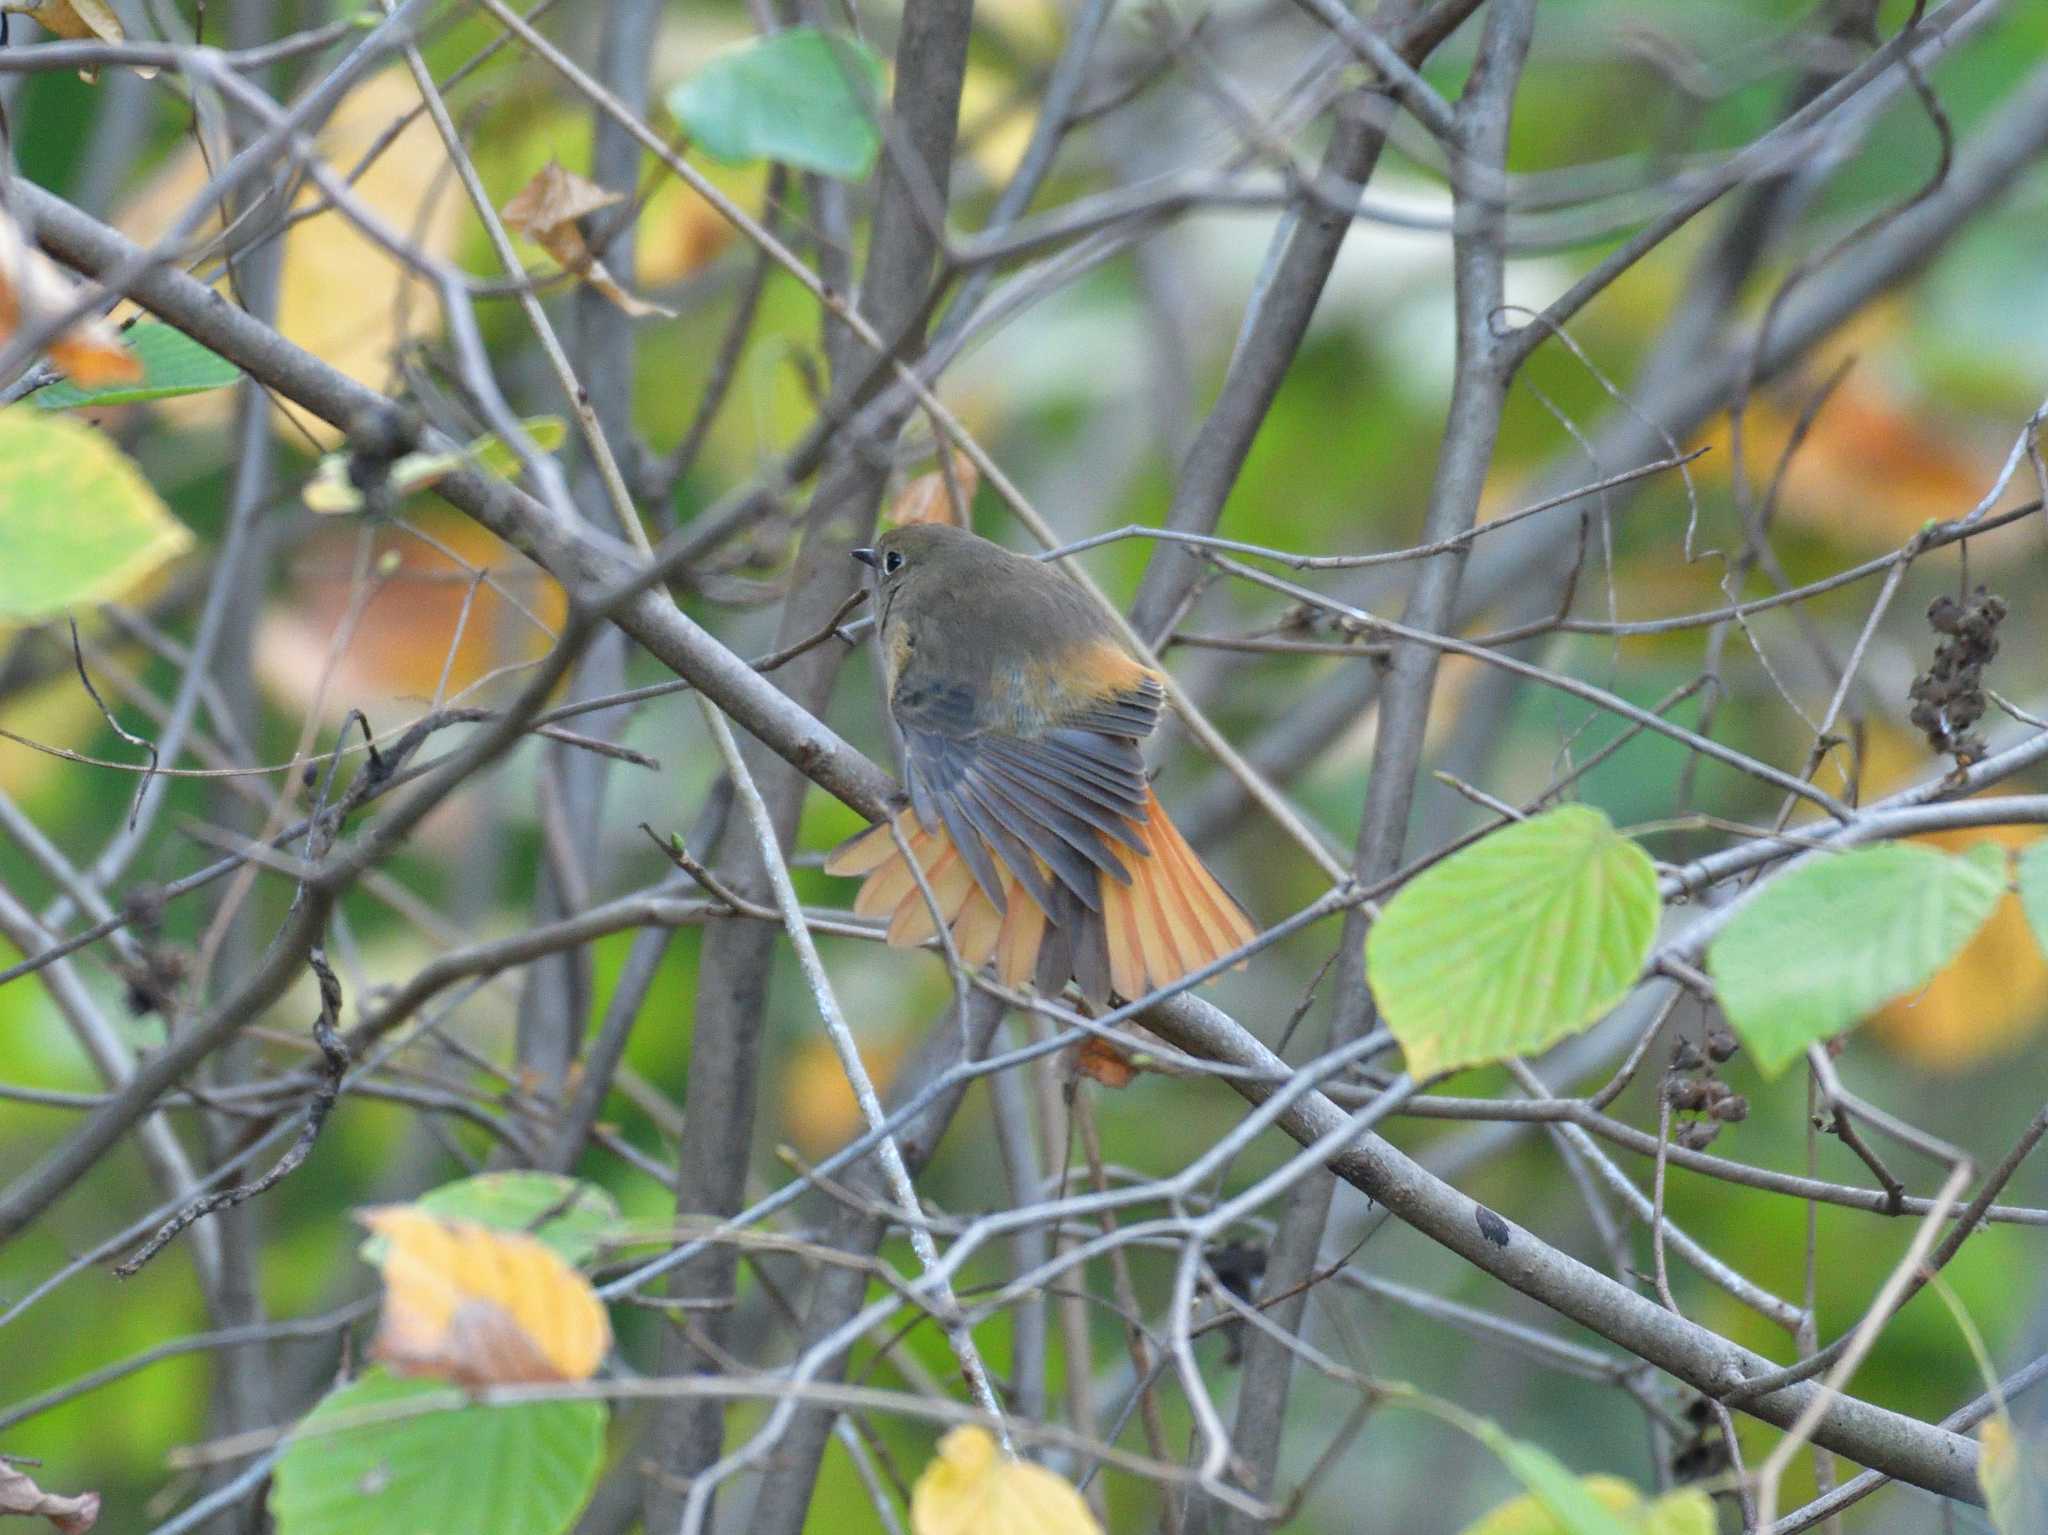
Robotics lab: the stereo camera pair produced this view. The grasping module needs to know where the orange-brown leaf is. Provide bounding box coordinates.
[1857,726,2048,1068]
[1074,1035,1137,1089]
[0,206,140,386]
[1869,823,2048,1069]
[1690,377,1999,549]
[890,450,980,528]
[254,508,567,723]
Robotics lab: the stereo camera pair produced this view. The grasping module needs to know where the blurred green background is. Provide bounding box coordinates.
[3,0,2047,1530]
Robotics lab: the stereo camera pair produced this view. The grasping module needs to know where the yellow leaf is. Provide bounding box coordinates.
[359,1206,612,1386]
[0,205,140,386]
[118,69,463,446]
[911,1426,1102,1535]
[643,178,741,287]
[781,1031,905,1159]
[968,0,1065,58]
[1982,1414,2048,1534]
[299,455,364,515]
[0,667,116,798]
[1461,1475,1713,1535]
[0,409,191,623]
[956,64,1038,186]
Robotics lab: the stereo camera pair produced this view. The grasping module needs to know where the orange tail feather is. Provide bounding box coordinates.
[827,786,1253,1001]
[887,845,976,945]
[822,816,904,878]
[1098,862,1147,1002]
[1137,785,1258,959]
[953,888,1005,968]
[996,875,1046,987]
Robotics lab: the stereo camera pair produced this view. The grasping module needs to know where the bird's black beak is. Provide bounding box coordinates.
[850,547,878,569]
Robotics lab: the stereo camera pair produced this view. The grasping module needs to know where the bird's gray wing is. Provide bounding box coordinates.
[890,672,1162,917]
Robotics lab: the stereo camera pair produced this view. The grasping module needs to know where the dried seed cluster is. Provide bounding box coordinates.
[1908,587,2007,767]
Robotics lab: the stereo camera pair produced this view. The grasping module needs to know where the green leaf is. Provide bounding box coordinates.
[666,27,887,180]
[2017,839,2048,959]
[269,1369,605,1535]
[0,408,194,623]
[468,415,570,478]
[304,416,568,514]
[1707,840,2008,1076]
[34,321,241,408]
[1982,1416,2048,1535]
[1366,806,1660,1077]
[358,1173,621,1266]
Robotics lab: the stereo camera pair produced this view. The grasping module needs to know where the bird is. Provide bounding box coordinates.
[824,522,1256,1006]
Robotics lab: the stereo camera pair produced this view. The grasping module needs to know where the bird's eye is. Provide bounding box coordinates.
[883,550,904,574]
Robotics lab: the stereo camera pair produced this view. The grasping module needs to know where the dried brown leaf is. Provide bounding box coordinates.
[501,159,623,236]
[581,259,677,320]
[0,0,154,79]
[502,160,674,320]
[0,1462,100,1534]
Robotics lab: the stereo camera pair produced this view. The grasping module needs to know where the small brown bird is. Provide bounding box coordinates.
[825,523,1255,1005]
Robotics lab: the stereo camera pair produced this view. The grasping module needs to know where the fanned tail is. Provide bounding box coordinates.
[824,785,1254,1005]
